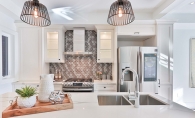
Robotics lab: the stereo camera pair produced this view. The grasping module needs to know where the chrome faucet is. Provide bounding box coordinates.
[121,68,139,108]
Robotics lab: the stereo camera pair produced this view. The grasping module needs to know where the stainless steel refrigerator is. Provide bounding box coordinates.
[117,46,158,93]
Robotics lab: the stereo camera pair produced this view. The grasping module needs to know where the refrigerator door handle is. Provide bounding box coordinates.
[139,51,142,83]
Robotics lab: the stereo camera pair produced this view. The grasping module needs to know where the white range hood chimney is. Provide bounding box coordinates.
[64,28,92,55]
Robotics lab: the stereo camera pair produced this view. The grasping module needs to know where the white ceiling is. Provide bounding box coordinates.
[9,0,171,24]
[11,0,165,13]
[6,0,195,24]
[161,0,195,23]
[170,0,195,13]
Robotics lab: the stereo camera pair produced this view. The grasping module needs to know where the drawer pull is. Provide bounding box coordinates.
[104,87,106,88]
[134,32,140,35]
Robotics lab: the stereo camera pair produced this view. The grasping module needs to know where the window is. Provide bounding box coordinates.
[2,35,8,77]
[1,32,11,78]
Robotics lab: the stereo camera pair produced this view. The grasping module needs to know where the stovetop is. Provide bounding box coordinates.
[64,78,93,83]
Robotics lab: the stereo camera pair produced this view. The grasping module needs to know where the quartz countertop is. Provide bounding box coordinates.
[13,81,63,85]
[14,80,117,85]
[0,92,195,118]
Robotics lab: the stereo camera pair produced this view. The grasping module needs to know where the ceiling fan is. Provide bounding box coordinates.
[52,7,73,20]
[52,7,87,21]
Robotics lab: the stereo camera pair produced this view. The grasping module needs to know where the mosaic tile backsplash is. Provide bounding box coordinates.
[49,30,112,80]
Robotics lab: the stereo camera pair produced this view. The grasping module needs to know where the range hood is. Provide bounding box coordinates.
[64,28,92,55]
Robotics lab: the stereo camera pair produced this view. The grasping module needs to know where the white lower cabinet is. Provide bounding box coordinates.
[94,84,117,92]
[158,85,172,100]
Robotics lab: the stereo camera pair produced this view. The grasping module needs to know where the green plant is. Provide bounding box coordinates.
[15,86,37,98]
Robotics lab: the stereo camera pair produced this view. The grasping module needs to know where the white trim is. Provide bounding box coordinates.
[156,20,177,25]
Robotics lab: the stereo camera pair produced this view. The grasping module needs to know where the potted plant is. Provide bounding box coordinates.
[15,86,37,108]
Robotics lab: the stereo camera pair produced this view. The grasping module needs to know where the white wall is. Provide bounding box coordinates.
[0,12,16,31]
[143,37,157,46]
[173,23,195,109]
[0,83,12,94]
[118,37,157,47]
[117,40,144,47]
[0,11,17,94]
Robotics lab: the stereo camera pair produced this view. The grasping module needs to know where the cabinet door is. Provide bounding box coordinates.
[19,27,42,81]
[157,24,173,100]
[97,30,114,63]
[44,29,64,63]
[158,85,172,100]
[118,25,155,36]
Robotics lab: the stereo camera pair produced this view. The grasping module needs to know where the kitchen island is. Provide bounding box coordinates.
[0,92,195,118]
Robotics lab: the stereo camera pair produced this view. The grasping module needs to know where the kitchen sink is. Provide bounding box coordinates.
[98,95,132,106]
[98,95,167,106]
[125,95,167,105]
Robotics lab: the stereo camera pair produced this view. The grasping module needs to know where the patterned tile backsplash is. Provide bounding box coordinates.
[49,30,112,80]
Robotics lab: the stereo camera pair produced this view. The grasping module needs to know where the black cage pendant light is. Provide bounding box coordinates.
[20,0,51,27]
[107,0,135,26]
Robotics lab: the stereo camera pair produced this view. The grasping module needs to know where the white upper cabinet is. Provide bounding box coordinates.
[44,26,65,63]
[97,30,114,63]
[117,25,155,36]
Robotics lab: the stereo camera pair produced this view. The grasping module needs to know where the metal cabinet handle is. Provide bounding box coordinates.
[158,79,160,88]
[37,85,39,87]
[104,87,106,88]
[134,32,140,35]
[59,59,60,60]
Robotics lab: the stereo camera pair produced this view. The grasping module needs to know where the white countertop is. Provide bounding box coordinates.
[13,81,63,85]
[0,92,195,118]
[14,80,117,85]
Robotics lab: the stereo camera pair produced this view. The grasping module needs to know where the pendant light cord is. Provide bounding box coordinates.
[33,0,39,7]
[118,0,123,5]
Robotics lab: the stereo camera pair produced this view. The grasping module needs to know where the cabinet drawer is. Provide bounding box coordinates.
[94,85,116,91]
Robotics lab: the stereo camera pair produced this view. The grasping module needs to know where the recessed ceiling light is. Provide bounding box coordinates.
[190,2,195,5]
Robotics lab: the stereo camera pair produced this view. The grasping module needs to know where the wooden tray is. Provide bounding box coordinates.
[2,94,73,118]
